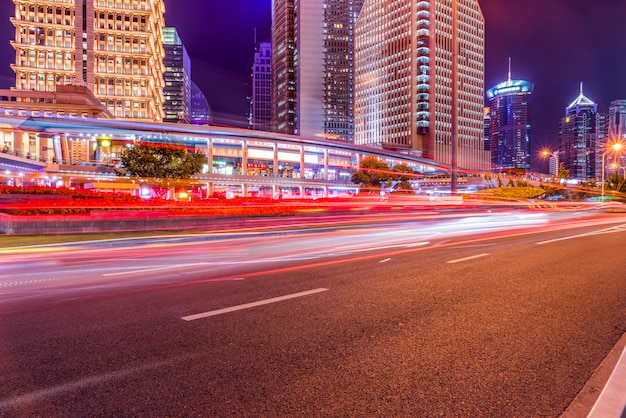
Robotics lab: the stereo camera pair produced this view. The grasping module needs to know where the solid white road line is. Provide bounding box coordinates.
[446,253,490,264]
[536,224,626,245]
[181,288,329,321]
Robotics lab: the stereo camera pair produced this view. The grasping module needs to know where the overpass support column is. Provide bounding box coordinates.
[241,141,248,175]
[273,143,279,176]
[300,145,305,178]
[324,149,329,180]
[206,138,213,173]
[61,134,70,164]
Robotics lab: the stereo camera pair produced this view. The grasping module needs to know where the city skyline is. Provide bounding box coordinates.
[1,1,626,169]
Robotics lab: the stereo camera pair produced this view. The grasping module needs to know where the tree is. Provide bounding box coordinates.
[350,156,392,191]
[391,163,415,192]
[605,173,626,193]
[119,143,206,180]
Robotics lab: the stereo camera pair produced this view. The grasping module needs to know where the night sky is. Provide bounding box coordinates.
[1,1,625,170]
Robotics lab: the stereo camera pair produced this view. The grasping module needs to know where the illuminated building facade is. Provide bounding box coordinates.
[163,27,191,123]
[559,85,606,180]
[10,0,166,122]
[486,74,533,171]
[251,41,272,131]
[271,0,364,141]
[354,0,489,170]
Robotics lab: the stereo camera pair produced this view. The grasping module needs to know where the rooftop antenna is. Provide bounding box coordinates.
[508,57,512,83]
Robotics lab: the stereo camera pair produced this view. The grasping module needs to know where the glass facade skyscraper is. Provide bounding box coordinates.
[353,0,489,170]
[559,86,605,180]
[486,77,534,171]
[163,27,191,123]
[251,42,272,131]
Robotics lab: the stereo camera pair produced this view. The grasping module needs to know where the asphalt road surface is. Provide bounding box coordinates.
[1,209,625,417]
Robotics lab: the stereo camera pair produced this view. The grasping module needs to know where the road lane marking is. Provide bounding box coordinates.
[536,224,626,245]
[181,288,329,321]
[447,253,490,264]
[379,258,392,263]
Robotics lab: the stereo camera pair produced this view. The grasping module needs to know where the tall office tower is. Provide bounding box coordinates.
[559,85,605,180]
[271,0,364,140]
[10,0,165,122]
[608,100,626,139]
[354,0,489,171]
[189,81,212,125]
[251,41,272,131]
[486,64,533,171]
[163,27,191,123]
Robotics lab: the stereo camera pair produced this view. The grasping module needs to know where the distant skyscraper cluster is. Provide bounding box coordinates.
[7,1,626,177]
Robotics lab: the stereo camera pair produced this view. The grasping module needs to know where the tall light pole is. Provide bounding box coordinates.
[541,149,560,178]
[450,0,458,194]
[601,142,623,202]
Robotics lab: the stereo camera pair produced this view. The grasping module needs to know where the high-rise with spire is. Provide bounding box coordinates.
[559,84,606,180]
[353,0,489,171]
[251,41,272,131]
[486,59,534,171]
[10,0,166,122]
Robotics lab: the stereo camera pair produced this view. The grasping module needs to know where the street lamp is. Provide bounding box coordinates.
[601,142,623,202]
[540,149,560,180]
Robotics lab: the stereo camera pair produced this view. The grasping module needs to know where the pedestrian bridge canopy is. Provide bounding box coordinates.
[0,116,455,198]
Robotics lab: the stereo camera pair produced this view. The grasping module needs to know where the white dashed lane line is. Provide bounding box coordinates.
[447,253,490,264]
[182,288,329,322]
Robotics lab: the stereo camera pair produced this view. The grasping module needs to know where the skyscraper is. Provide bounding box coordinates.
[559,85,605,180]
[271,0,364,141]
[353,0,489,171]
[608,100,626,139]
[10,0,165,122]
[486,63,533,171]
[163,27,191,123]
[251,41,272,131]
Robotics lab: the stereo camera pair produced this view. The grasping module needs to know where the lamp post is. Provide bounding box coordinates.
[541,149,560,180]
[601,143,623,202]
